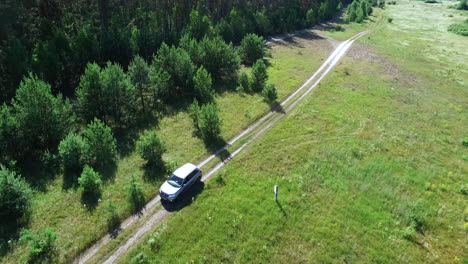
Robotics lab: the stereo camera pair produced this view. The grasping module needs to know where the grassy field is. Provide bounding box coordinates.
[0,28,332,263]
[120,2,467,263]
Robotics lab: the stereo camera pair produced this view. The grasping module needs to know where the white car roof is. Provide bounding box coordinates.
[173,163,198,179]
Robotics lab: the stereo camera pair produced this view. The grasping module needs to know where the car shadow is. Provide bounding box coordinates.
[161,181,205,212]
[270,101,285,114]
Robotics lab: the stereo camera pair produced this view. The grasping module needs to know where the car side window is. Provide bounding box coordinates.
[184,170,194,184]
[191,169,200,179]
[184,169,198,184]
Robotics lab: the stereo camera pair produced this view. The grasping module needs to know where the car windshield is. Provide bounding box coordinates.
[167,174,184,188]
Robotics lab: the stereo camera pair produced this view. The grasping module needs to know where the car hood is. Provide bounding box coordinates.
[160,181,180,195]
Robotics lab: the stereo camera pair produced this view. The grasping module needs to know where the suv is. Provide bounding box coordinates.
[160,163,202,202]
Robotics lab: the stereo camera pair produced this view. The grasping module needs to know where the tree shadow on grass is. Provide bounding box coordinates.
[158,96,198,119]
[80,191,101,211]
[203,136,232,163]
[115,129,139,159]
[114,113,161,158]
[273,35,304,48]
[161,181,205,212]
[107,106,171,160]
[62,162,116,190]
[109,225,122,239]
[316,12,347,31]
[62,169,79,190]
[142,163,167,183]
[18,156,59,192]
[0,217,30,257]
[262,58,273,69]
[0,241,12,258]
[96,162,117,184]
[270,30,325,48]
[213,79,238,96]
[322,23,345,32]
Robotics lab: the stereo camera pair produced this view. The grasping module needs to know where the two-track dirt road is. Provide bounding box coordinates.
[74,30,368,264]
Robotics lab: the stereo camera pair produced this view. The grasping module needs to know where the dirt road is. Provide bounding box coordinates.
[74,30,368,264]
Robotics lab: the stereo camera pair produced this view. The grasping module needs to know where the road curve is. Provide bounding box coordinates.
[74,30,368,264]
[201,30,368,180]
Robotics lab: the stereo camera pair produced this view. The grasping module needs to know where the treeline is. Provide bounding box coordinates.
[0,32,280,169]
[0,0,351,103]
[345,0,379,23]
[0,33,238,169]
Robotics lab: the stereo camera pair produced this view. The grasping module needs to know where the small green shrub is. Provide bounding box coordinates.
[0,166,32,243]
[460,184,468,195]
[188,100,201,132]
[147,232,161,251]
[244,109,252,119]
[388,17,393,23]
[356,9,365,23]
[251,59,268,92]
[166,160,179,173]
[131,252,149,264]
[193,66,214,103]
[236,84,245,94]
[105,201,120,231]
[237,72,252,93]
[306,9,317,26]
[59,132,87,171]
[261,83,278,104]
[20,228,58,263]
[214,174,225,186]
[402,226,416,242]
[403,200,433,234]
[136,130,167,167]
[337,1,344,10]
[82,118,117,169]
[127,174,145,213]
[78,165,102,198]
[198,103,223,142]
[461,137,468,147]
[239,33,266,66]
[188,101,223,142]
[448,20,468,36]
[424,0,438,4]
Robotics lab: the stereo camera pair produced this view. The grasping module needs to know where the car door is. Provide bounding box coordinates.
[182,171,195,190]
[184,169,199,189]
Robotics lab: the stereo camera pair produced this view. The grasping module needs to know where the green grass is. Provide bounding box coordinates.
[448,19,468,36]
[0,31,330,263]
[120,2,467,263]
